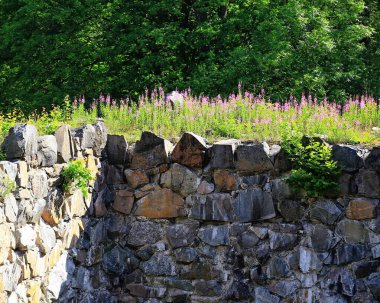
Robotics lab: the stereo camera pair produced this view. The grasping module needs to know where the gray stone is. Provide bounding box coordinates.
[15,224,36,250]
[267,256,291,278]
[55,124,75,163]
[164,277,193,291]
[356,168,380,198]
[367,272,380,300]
[333,243,367,265]
[18,198,46,224]
[4,194,18,222]
[239,230,259,248]
[126,284,166,298]
[268,280,299,298]
[241,174,268,188]
[299,246,322,273]
[372,244,380,258]
[321,268,356,297]
[131,131,173,170]
[141,254,176,276]
[105,135,128,165]
[166,221,199,248]
[0,161,18,181]
[310,199,342,225]
[353,260,380,278]
[194,280,222,297]
[233,189,276,222]
[210,139,240,169]
[332,145,364,172]
[198,225,229,246]
[254,286,280,303]
[127,221,162,247]
[171,132,209,168]
[93,120,107,157]
[102,246,135,275]
[235,142,273,173]
[188,193,233,222]
[197,180,215,195]
[164,163,200,196]
[269,231,298,251]
[29,169,48,199]
[71,124,96,150]
[174,247,198,263]
[270,179,291,201]
[36,221,56,254]
[2,124,38,162]
[37,135,57,166]
[336,219,368,243]
[278,200,305,222]
[105,164,125,185]
[310,224,336,252]
[0,262,22,292]
[365,146,380,172]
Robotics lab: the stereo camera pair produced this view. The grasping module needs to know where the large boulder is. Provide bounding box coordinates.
[2,124,38,163]
[105,135,128,165]
[55,124,75,163]
[171,132,209,168]
[332,145,364,172]
[356,169,380,198]
[131,131,173,170]
[235,142,273,173]
[210,139,240,169]
[37,135,57,167]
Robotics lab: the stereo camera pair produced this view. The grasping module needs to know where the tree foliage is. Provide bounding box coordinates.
[0,0,378,112]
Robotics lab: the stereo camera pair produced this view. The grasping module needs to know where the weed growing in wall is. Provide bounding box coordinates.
[0,174,15,201]
[61,160,93,198]
[281,133,341,198]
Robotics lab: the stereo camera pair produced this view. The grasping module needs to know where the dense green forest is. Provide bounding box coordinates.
[0,0,379,113]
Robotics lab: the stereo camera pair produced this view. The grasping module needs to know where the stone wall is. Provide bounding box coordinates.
[0,122,106,303]
[1,127,380,302]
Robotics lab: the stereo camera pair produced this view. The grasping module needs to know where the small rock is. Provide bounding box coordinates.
[268,280,299,298]
[135,188,185,218]
[189,193,233,222]
[310,224,336,252]
[269,231,298,251]
[140,254,176,276]
[333,243,367,265]
[332,145,364,172]
[254,286,280,303]
[367,272,380,300]
[365,147,380,171]
[336,219,368,243]
[173,247,197,264]
[197,180,215,195]
[124,169,149,189]
[131,131,173,170]
[346,197,378,220]
[213,170,238,192]
[55,124,75,163]
[2,124,38,162]
[93,120,108,157]
[278,200,304,222]
[310,199,342,225]
[37,135,58,166]
[16,225,36,250]
[356,169,380,198]
[194,280,222,297]
[235,142,273,173]
[0,161,18,181]
[270,178,292,201]
[171,132,209,168]
[71,124,96,150]
[4,194,18,223]
[112,189,134,214]
[210,139,240,169]
[36,221,56,254]
[127,221,162,247]
[198,225,229,246]
[29,169,48,199]
[105,135,128,165]
[166,221,199,248]
[233,189,276,222]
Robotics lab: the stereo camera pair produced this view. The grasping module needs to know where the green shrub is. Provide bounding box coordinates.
[0,174,15,201]
[61,160,93,198]
[281,133,341,198]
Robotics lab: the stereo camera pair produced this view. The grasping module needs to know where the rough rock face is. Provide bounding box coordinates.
[55,124,75,163]
[37,135,58,167]
[235,142,274,173]
[131,131,173,170]
[332,144,364,172]
[2,124,38,162]
[0,126,379,303]
[71,124,96,150]
[171,132,209,168]
[93,120,108,157]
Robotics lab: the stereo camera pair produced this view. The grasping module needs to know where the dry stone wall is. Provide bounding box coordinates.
[1,126,380,303]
